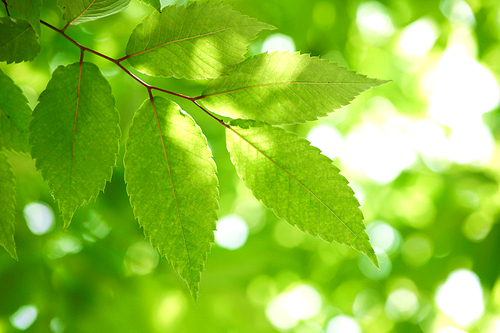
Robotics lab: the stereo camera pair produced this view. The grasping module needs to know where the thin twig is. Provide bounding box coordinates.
[2,0,10,16]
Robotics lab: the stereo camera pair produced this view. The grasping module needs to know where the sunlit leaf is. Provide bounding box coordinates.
[0,151,18,261]
[29,62,120,227]
[0,69,31,153]
[0,17,40,64]
[226,120,378,266]
[8,0,42,36]
[58,0,131,25]
[201,51,388,125]
[137,0,161,12]
[124,96,218,300]
[125,1,275,80]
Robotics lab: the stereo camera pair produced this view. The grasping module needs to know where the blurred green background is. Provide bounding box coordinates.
[2,0,500,332]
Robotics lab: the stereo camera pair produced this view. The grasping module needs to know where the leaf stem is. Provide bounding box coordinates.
[2,0,9,16]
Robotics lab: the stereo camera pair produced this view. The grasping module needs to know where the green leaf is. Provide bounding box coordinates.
[125,2,275,80]
[0,150,18,261]
[29,62,120,227]
[124,96,218,300]
[0,17,40,64]
[226,120,378,267]
[0,69,31,153]
[201,51,389,125]
[8,0,42,37]
[58,0,131,25]
[137,0,161,12]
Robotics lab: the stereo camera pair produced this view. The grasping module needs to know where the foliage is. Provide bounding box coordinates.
[0,0,387,300]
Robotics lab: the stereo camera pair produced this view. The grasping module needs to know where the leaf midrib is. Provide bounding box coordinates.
[228,125,373,255]
[126,25,262,59]
[200,81,373,99]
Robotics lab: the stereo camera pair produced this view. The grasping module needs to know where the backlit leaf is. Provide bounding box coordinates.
[124,96,218,300]
[0,17,40,64]
[226,120,378,266]
[0,69,31,153]
[137,0,161,12]
[29,62,120,227]
[125,1,275,80]
[0,151,18,261]
[201,51,388,125]
[58,0,130,25]
[8,0,42,37]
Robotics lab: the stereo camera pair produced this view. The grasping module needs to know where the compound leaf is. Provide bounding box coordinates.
[0,69,31,153]
[226,120,378,266]
[124,96,218,300]
[125,1,275,80]
[29,62,120,228]
[8,0,42,37]
[58,0,131,25]
[201,51,388,125]
[0,151,18,261]
[137,0,161,12]
[0,17,40,64]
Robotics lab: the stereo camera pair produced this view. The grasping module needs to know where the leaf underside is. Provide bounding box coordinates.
[0,151,18,261]
[8,0,42,37]
[29,62,120,227]
[125,1,275,80]
[124,96,218,301]
[202,51,389,125]
[226,120,378,267]
[0,17,40,64]
[137,0,161,12]
[58,0,131,25]
[0,69,32,153]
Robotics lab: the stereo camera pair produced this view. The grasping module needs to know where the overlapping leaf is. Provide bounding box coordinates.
[226,120,378,266]
[201,51,388,125]
[29,62,120,227]
[8,0,42,36]
[0,151,18,261]
[0,69,32,153]
[0,17,40,63]
[125,1,275,80]
[58,0,130,25]
[137,0,161,12]
[124,96,218,300]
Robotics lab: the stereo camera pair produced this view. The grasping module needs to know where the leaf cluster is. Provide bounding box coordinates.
[0,0,387,299]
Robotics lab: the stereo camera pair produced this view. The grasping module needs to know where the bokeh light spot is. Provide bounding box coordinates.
[306,124,344,160]
[261,33,296,53]
[436,269,484,326]
[284,285,322,320]
[124,240,160,275]
[47,234,83,259]
[23,202,55,235]
[402,234,433,267]
[49,317,65,333]
[440,0,475,26]
[353,289,383,319]
[385,289,419,321]
[356,1,394,45]
[399,17,439,57]
[215,215,249,250]
[462,211,493,242]
[10,305,38,331]
[366,221,402,255]
[326,315,361,333]
[312,1,336,30]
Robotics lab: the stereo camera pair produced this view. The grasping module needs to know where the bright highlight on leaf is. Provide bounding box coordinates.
[201,51,388,124]
[29,62,120,227]
[58,0,131,25]
[0,151,18,260]
[8,0,42,37]
[0,17,40,64]
[124,96,219,300]
[125,1,275,80]
[0,69,31,153]
[226,120,378,266]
